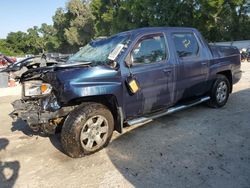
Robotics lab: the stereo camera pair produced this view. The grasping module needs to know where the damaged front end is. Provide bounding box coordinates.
[11,92,75,134]
[10,70,75,134]
[10,60,115,134]
[10,62,93,134]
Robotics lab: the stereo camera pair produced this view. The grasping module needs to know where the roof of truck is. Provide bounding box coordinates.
[117,27,198,36]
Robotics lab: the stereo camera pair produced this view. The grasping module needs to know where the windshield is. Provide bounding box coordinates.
[68,34,130,65]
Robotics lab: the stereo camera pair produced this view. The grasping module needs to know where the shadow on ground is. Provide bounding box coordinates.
[11,119,65,155]
[106,88,250,188]
[7,88,250,187]
[0,138,20,188]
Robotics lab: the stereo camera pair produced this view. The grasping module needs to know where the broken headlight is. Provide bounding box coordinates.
[23,80,52,97]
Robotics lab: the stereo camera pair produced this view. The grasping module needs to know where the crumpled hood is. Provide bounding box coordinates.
[20,61,92,82]
[41,65,120,104]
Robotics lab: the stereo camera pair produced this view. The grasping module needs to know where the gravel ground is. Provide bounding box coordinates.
[0,64,250,188]
[0,85,21,97]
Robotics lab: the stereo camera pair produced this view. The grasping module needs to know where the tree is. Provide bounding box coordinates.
[65,0,95,45]
[53,7,70,52]
[91,0,115,36]
[25,26,44,54]
[5,31,26,54]
[90,0,250,42]
[1,0,250,56]
[3,26,51,55]
[40,23,60,52]
[91,0,199,35]
[53,0,95,53]
[0,39,18,56]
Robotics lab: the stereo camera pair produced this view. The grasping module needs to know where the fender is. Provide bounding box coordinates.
[43,66,124,107]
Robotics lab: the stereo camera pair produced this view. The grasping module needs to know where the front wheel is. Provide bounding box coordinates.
[207,75,230,108]
[61,103,114,158]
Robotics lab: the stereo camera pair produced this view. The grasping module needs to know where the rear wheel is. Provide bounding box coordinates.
[207,75,230,108]
[61,103,114,158]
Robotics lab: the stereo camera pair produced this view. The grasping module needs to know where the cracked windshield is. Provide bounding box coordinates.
[68,34,130,65]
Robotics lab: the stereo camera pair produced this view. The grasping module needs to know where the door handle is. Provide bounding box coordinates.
[201,62,208,66]
[163,69,172,74]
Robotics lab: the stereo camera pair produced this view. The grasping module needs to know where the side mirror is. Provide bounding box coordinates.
[125,53,134,68]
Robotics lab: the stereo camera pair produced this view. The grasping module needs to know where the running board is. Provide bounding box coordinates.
[127,96,210,126]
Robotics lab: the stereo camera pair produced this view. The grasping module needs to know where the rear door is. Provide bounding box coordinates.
[123,33,175,118]
[171,32,209,98]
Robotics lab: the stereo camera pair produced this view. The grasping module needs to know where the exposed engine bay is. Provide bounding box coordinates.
[11,93,75,134]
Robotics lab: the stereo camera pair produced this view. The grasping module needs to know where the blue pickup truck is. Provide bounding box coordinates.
[11,27,242,157]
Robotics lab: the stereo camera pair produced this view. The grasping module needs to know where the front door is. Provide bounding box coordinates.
[123,33,174,118]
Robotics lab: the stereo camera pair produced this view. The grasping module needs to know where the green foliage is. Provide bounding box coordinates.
[53,0,95,53]
[0,0,249,56]
[40,23,61,52]
[0,39,20,56]
[91,0,250,42]
[91,0,114,36]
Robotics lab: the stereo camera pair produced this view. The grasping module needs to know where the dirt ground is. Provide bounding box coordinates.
[0,64,250,188]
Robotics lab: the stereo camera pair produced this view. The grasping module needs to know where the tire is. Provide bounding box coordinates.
[207,75,230,108]
[61,102,114,158]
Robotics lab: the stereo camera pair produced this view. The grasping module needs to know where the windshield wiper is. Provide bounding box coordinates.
[68,59,90,63]
[58,61,92,68]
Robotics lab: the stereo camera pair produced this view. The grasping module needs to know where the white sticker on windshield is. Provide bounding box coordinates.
[108,44,125,61]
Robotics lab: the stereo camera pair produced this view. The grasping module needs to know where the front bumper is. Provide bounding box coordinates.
[11,99,75,134]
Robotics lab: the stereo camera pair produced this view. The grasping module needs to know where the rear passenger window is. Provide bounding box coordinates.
[173,33,199,58]
[131,34,167,64]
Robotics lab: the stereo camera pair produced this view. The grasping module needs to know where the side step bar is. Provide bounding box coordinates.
[127,96,210,126]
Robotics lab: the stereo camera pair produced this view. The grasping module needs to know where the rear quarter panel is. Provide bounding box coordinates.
[209,46,241,85]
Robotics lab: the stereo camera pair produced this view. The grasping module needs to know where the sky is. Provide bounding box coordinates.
[0,0,68,39]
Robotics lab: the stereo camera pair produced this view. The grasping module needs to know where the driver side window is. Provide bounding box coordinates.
[131,34,167,64]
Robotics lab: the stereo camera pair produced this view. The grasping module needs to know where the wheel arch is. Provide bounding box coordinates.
[68,94,123,133]
[216,70,233,93]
